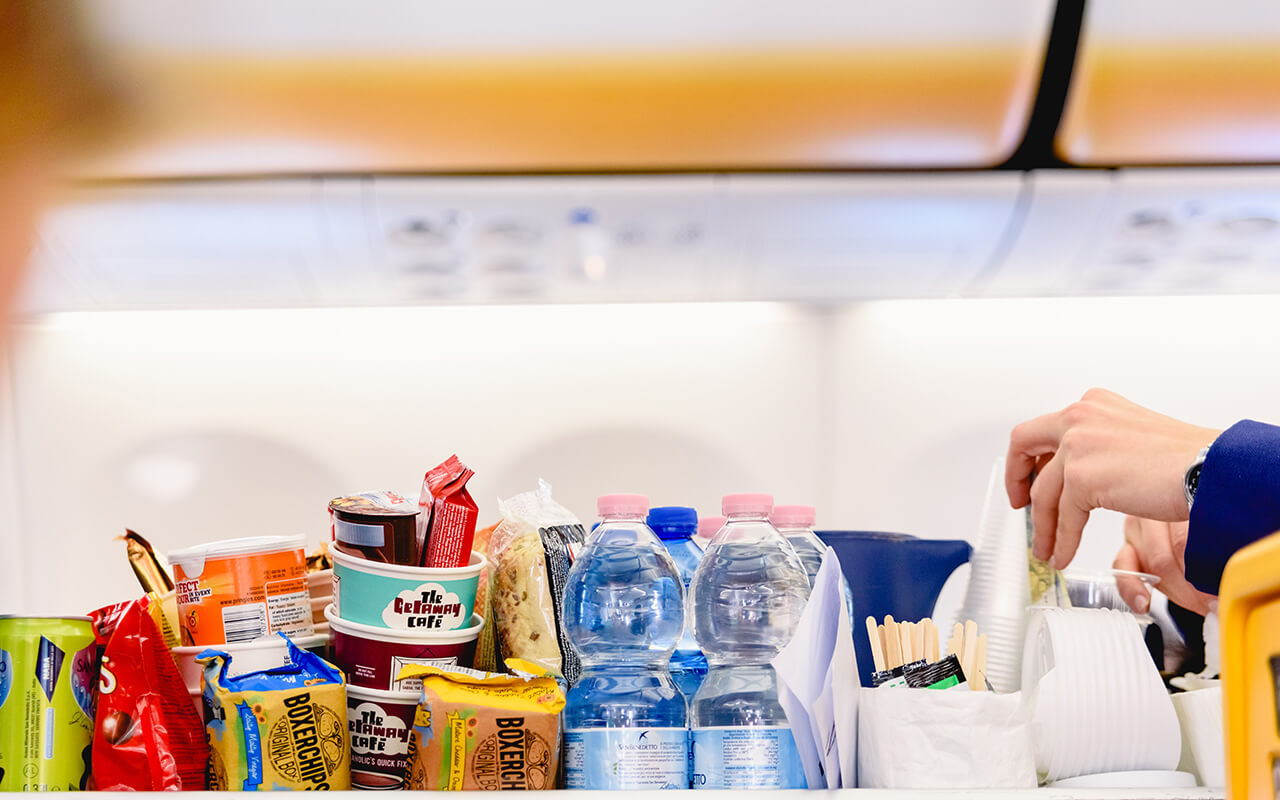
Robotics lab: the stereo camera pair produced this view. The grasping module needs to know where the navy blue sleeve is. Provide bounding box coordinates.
[1185,419,1280,595]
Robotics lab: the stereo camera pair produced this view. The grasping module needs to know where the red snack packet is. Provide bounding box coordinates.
[91,598,208,791]
[417,455,479,568]
[88,600,133,653]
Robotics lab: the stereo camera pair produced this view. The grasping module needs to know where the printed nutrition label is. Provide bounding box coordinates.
[264,577,311,634]
[691,726,807,789]
[565,728,689,790]
[389,656,456,692]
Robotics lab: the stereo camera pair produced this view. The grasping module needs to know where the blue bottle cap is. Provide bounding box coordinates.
[646,506,698,539]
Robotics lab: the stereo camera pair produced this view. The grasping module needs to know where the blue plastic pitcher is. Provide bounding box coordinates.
[816,531,971,687]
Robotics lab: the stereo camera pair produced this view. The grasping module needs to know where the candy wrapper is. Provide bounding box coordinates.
[418,455,480,569]
[91,597,208,790]
[397,659,565,791]
[200,635,351,791]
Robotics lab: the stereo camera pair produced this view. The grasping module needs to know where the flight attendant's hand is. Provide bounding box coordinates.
[1113,516,1215,616]
[1005,388,1220,569]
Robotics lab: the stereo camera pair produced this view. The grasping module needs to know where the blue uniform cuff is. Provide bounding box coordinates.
[1186,419,1280,595]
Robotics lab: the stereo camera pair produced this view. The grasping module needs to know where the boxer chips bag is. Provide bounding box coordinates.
[199,635,350,790]
[91,596,208,790]
[397,660,565,791]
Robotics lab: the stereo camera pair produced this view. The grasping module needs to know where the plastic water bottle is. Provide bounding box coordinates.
[770,505,824,587]
[647,506,709,698]
[695,515,724,552]
[562,494,689,790]
[688,493,810,790]
[770,504,855,620]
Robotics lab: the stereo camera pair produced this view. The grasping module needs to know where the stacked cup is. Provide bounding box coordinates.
[310,566,334,640]
[1022,607,1182,782]
[956,458,1032,692]
[327,492,488,790]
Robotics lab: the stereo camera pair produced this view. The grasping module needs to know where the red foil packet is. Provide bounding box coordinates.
[91,597,208,791]
[418,455,479,568]
[88,600,133,655]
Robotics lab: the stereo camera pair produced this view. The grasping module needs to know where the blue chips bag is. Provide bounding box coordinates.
[198,634,350,790]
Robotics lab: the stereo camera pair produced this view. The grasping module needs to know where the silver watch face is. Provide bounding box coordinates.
[1185,447,1210,510]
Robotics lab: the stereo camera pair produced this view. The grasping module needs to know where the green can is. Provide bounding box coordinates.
[0,616,99,791]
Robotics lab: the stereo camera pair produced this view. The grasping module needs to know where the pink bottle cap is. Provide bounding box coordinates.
[770,505,816,527]
[597,493,649,517]
[721,493,774,516]
[697,516,726,539]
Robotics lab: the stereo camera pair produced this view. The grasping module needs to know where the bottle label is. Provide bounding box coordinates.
[564,728,690,790]
[691,726,807,790]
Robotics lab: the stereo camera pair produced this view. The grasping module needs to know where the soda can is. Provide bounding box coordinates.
[0,616,99,791]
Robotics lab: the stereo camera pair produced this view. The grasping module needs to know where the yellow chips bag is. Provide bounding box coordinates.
[397,659,565,791]
[199,636,351,791]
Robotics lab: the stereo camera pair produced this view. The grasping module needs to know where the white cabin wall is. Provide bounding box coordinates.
[0,346,26,611]
[4,303,827,614]
[6,293,1280,618]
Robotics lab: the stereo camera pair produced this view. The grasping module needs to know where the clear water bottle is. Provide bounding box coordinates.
[562,494,689,790]
[695,515,724,552]
[647,506,709,698]
[770,505,824,587]
[688,493,810,790]
[770,504,855,621]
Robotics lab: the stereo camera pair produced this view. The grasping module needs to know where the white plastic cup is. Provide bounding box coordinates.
[1172,685,1224,787]
[1023,608,1181,782]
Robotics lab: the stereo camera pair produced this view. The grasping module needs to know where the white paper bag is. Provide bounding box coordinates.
[856,688,1036,789]
[773,547,859,788]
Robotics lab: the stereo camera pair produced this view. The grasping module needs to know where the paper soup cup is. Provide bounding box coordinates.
[332,547,484,632]
[326,604,481,691]
[346,684,420,790]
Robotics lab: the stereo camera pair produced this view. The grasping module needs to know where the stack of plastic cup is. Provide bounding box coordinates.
[1022,607,1182,782]
[955,457,1032,692]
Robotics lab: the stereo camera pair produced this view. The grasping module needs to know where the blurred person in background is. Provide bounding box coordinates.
[1006,388,1280,668]
[0,1,125,330]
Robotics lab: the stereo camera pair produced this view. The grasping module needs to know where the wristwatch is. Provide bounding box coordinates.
[1184,446,1211,511]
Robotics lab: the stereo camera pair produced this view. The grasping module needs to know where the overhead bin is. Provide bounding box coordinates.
[75,0,1053,176]
[1058,0,1280,165]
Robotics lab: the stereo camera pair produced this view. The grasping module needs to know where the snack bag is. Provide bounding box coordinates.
[146,590,182,649]
[471,523,502,673]
[398,660,565,790]
[488,481,586,683]
[122,529,174,595]
[199,635,351,791]
[88,600,133,655]
[92,598,208,790]
[417,455,480,568]
[118,529,183,647]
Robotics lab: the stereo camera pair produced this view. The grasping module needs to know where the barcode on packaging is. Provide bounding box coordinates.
[221,603,269,643]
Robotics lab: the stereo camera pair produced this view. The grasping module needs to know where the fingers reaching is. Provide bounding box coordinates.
[1028,454,1064,562]
[1115,518,1151,613]
[1118,516,1215,617]
[1006,412,1068,508]
[1138,519,1214,617]
[1053,492,1090,569]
